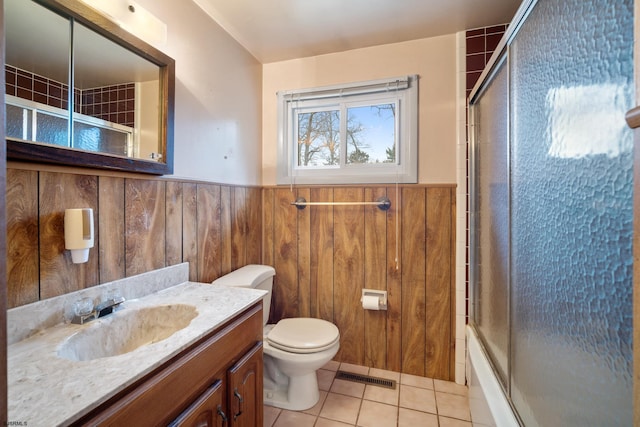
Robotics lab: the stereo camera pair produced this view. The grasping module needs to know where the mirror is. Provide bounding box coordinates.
[5,0,175,174]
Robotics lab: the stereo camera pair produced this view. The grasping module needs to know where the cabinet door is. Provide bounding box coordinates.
[170,380,228,427]
[228,342,263,427]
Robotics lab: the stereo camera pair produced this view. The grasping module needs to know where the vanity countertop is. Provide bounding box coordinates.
[8,281,266,427]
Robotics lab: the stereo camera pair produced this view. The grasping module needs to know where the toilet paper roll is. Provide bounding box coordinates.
[362,295,381,310]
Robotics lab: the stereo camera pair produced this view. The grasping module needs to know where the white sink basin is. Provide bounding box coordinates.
[57,304,198,361]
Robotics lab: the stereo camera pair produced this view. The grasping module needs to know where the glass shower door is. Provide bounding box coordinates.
[470,0,634,425]
[509,0,633,425]
[470,57,510,390]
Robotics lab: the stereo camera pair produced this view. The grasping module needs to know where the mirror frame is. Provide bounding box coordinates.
[6,0,175,175]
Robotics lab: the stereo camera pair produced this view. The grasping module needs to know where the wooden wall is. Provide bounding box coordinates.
[262,185,456,380]
[6,168,456,381]
[6,167,262,307]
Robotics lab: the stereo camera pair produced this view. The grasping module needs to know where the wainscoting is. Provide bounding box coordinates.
[6,166,262,307]
[6,167,455,380]
[262,185,456,380]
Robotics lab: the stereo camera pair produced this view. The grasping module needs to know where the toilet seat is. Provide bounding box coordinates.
[267,318,340,354]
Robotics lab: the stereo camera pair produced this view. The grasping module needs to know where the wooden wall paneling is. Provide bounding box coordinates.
[272,188,298,320]
[449,188,457,380]
[364,187,388,369]
[39,172,99,299]
[262,188,275,269]
[245,187,262,265]
[98,176,125,283]
[385,185,402,372]
[6,169,39,307]
[124,179,166,277]
[182,183,198,281]
[165,181,183,267]
[400,187,426,376]
[310,187,334,321]
[425,187,453,380]
[220,186,232,276]
[262,188,275,322]
[333,187,365,365]
[297,187,311,318]
[196,184,221,282]
[231,186,247,271]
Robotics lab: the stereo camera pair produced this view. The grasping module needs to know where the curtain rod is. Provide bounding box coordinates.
[291,196,391,211]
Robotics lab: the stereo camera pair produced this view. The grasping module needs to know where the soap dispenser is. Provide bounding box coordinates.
[64,208,94,263]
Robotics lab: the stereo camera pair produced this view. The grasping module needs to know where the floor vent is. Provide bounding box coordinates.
[335,371,396,389]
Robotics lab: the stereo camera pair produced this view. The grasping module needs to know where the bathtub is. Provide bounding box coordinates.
[466,326,520,427]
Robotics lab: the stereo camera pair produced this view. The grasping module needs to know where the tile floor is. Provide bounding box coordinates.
[264,361,471,427]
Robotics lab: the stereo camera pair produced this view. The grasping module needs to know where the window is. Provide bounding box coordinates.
[277,75,418,185]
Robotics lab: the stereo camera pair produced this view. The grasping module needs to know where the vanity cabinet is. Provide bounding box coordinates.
[169,380,225,427]
[73,303,263,427]
[226,343,263,426]
[171,343,263,427]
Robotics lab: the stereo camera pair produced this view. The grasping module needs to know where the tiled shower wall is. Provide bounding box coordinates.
[81,84,136,127]
[6,65,69,110]
[455,24,507,384]
[5,65,135,127]
[465,25,508,97]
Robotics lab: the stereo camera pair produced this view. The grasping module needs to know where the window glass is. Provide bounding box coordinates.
[277,75,418,185]
[346,103,396,165]
[296,109,340,168]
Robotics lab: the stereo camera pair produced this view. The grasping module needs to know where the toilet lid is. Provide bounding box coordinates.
[267,318,339,354]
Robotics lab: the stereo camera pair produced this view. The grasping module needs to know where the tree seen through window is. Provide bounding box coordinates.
[296,103,396,167]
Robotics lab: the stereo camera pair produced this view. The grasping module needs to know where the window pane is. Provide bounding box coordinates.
[346,104,395,164]
[296,110,340,167]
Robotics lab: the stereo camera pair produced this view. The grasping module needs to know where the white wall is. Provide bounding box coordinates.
[262,35,458,185]
[136,79,159,160]
[132,2,458,187]
[137,0,263,185]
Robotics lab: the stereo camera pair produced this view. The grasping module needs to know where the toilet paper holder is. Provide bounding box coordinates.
[361,289,388,310]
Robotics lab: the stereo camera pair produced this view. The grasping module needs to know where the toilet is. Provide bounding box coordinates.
[212,264,340,411]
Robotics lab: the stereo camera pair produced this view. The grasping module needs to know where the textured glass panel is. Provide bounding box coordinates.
[35,112,68,147]
[509,0,633,426]
[6,104,32,140]
[73,122,129,156]
[471,58,509,388]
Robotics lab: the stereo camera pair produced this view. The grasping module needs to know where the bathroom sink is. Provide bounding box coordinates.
[57,304,198,361]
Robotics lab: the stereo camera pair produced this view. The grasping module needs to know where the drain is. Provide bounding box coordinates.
[335,371,396,389]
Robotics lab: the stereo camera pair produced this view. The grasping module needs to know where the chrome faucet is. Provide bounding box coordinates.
[71,294,125,324]
[95,295,126,318]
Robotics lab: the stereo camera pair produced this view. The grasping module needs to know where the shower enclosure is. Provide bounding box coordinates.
[468,0,634,425]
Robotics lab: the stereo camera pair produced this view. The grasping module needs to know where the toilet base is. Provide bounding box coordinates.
[263,371,320,411]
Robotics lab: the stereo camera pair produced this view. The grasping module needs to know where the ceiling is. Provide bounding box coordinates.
[192,0,522,63]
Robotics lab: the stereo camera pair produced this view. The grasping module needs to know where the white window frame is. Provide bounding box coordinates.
[277,75,419,185]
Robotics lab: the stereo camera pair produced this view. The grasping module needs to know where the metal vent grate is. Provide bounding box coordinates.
[335,371,396,389]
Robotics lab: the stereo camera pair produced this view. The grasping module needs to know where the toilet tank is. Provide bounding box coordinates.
[211,265,275,325]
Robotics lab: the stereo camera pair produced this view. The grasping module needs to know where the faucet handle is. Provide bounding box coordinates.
[71,297,95,324]
[73,297,94,317]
